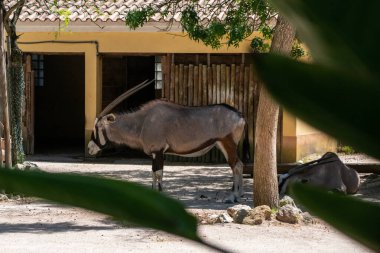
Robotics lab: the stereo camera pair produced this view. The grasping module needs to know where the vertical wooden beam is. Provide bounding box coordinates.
[216,64,221,104]
[248,65,255,161]
[231,64,236,108]
[244,66,249,117]
[221,64,226,103]
[174,64,179,104]
[207,65,213,105]
[188,64,194,106]
[179,64,184,105]
[193,65,198,106]
[202,65,207,106]
[212,64,217,104]
[170,63,175,101]
[183,65,188,105]
[225,65,230,105]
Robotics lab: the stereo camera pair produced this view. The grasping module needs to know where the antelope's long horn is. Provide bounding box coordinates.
[98,79,155,118]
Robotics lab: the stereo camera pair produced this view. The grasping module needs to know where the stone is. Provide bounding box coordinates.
[243,216,263,225]
[250,205,272,220]
[206,214,220,224]
[233,209,250,224]
[0,194,8,201]
[301,212,315,225]
[241,205,272,225]
[218,213,233,223]
[227,204,251,218]
[276,204,303,224]
[15,162,39,171]
[279,195,296,208]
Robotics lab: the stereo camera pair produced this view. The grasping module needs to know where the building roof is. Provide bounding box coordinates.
[6,0,229,23]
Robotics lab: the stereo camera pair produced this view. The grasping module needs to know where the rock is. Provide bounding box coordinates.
[251,205,272,220]
[279,195,296,207]
[206,214,220,224]
[242,205,272,225]
[242,216,263,225]
[301,212,315,225]
[0,194,8,201]
[276,204,303,224]
[233,209,250,224]
[218,213,233,223]
[15,162,39,171]
[227,204,251,218]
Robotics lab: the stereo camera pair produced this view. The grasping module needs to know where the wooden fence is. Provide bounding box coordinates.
[162,63,259,163]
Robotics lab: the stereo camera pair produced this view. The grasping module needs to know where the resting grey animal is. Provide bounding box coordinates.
[278,152,360,196]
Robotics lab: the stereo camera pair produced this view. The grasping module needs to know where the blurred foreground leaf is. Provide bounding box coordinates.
[0,168,201,242]
[290,183,380,252]
[268,0,380,77]
[254,54,380,159]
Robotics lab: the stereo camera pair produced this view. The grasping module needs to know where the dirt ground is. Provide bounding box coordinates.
[0,153,377,253]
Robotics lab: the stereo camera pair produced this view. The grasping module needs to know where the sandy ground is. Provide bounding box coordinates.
[0,153,376,253]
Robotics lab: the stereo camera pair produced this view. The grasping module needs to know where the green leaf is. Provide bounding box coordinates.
[289,183,380,252]
[254,54,380,159]
[268,0,380,77]
[0,168,198,241]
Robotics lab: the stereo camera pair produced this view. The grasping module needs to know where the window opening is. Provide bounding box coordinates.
[155,56,162,90]
[31,54,44,87]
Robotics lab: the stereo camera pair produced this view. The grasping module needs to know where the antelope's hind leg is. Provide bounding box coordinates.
[151,152,164,191]
[217,138,243,203]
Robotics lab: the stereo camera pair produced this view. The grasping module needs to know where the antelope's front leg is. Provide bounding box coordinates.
[151,152,164,191]
[226,159,243,203]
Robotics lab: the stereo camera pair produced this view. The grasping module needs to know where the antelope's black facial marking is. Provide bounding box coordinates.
[88,117,112,155]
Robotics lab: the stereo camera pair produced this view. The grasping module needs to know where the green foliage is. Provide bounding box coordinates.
[124,1,273,48]
[254,0,380,251]
[56,9,71,27]
[290,40,305,60]
[250,37,269,53]
[339,145,356,155]
[125,7,156,29]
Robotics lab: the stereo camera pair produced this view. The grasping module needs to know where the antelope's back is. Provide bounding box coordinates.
[141,102,245,144]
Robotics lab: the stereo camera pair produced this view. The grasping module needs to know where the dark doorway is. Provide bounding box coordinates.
[101,55,156,158]
[102,55,155,112]
[34,55,85,154]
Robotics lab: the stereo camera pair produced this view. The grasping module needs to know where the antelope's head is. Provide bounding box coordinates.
[88,114,116,155]
[87,79,154,156]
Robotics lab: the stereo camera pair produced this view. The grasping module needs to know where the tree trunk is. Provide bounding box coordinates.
[9,44,25,165]
[7,11,25,165]
[0,9,12,167]
[253,15,296,208]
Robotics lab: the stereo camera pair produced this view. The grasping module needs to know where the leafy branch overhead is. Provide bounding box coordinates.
[125,0,276,49]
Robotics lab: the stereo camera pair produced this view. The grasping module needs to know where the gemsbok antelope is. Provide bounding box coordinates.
[88,80,247,203]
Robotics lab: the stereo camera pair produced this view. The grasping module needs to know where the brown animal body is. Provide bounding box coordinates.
[88,99,246,203]
[278,152,360,196]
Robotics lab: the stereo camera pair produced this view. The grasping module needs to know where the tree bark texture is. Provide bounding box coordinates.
[7,4,25,165]
[0,9,12,167]
[253,15,296,208]
[9,45,25,165]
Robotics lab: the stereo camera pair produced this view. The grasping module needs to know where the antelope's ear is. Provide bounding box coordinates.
[106,114,116,122]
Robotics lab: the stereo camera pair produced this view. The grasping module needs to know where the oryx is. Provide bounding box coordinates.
[88,80,247,203]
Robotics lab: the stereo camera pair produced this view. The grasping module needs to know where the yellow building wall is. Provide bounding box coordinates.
[18,31,335,160]
[18,31,254,153]
[281,111,337,163]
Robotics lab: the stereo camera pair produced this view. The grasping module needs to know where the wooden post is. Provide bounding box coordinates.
[188,65,193,106]
[231,64,236,107]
